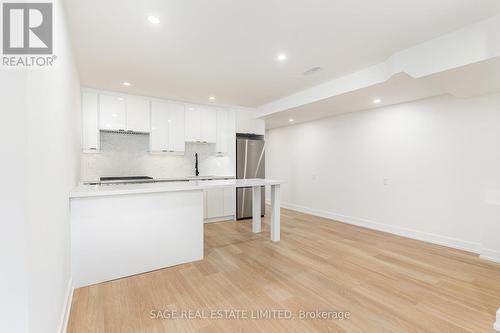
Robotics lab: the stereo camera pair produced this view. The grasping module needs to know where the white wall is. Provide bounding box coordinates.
[81,132,235,181]
[266,93,500,259]
[0,1,81,332]
[0,72,29,333]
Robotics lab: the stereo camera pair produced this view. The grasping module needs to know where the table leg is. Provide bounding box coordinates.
[270,184,281,242]
[252,186,261,233]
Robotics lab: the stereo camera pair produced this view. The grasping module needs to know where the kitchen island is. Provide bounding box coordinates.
[69,179,284,287]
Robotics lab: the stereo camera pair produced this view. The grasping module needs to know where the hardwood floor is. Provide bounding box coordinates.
[67,207,500,332]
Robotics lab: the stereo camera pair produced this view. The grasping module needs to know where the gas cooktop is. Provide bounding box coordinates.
[99,176,154,185]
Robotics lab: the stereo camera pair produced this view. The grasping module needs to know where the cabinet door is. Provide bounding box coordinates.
[82,92,100,152]
[99,94,126,131]
[150,101,170,152]
[167,103,185,153]
[216,109,228,154]
[205,188,225,218]
[201,107,217,143]
[185,105,201,142]
[126,97,150,132]
[223,187,235,216]
[253,119,265,135]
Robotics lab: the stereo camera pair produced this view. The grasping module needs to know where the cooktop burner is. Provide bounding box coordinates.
[99,176,155,185]
[100,176,153,181]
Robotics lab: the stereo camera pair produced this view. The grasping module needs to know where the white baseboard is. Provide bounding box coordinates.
[58,277,74,333]
[494,308,500,331]
[480,249,500,264]
[280,202,482,254]
[204,215,235,224]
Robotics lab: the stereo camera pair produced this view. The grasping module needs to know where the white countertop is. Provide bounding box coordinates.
[81,175,235,185]
[70,178,284,198]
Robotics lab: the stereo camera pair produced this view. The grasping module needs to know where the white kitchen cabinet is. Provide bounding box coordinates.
[216,109,229,154]
[185,105,217,143]
[126,97,150,133]
[99,94,126,131]
[185,105,201,142]
[203,187,236,221]
[205,188,225,219]
[235,108,265,135]
[223,187,235,216]
[82,92,100,152]
[168,103,186,152]
[201,107,217,143]
[150,101,185,153]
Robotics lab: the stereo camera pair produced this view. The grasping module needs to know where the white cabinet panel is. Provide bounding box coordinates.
[204,187,235,220]
[216,108,235,154]
[82,92,100,152]
[253,119,265,135]
[150,102,170,152]
[185,105,201,142]
[126,97,150,133]
[150,101,185,153]
[205,188,224,219]
[235,109,264,135]
[216,109,228,153]
[167,103,186,153]
[201,107,217,143]
[185,105,217,143]
[99,95,126,131]
[223,187,235,216]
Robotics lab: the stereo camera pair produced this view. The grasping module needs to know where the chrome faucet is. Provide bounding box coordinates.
[195,153,199,176]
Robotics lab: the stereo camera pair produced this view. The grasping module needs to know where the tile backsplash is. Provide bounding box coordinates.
[81,132,235,181]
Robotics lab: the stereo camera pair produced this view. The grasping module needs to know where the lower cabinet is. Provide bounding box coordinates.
[204,187,236,222]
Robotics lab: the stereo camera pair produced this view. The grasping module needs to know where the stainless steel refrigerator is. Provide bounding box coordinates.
[236,134,265,219]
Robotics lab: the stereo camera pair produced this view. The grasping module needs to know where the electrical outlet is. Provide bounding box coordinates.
[383,178,389,186]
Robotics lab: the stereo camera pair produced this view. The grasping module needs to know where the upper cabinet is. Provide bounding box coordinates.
[82,92,100,152]
[235,108,265,135]
[81,89,236,155]
[99,95,126,131]
[126,97,150,133]
[99,94,151,133]
[185,105,217,143]
[150,101,185,153]
[201,107,217,143]
[216,108,233,154]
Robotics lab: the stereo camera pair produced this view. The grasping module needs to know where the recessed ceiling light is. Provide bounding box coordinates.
[373,98,382,104]
[277,53,287,62]
[122,81,131,87]
[147,16,160,24]
[209,96,216,100]
[289,118,295,122]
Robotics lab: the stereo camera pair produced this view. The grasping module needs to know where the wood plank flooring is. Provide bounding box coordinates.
[67,207,500,332]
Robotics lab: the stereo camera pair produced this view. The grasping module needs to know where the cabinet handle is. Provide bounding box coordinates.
[162,150,168,152]
[89,148,97,150]
[118,129,125,132]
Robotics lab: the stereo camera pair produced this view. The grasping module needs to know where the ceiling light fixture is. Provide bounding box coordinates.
[289,118,295,122]
[147,15,160,24]
[122,81,131,87]
[277,53,287,62]
[373,98,382,104]
[209,96,216,100]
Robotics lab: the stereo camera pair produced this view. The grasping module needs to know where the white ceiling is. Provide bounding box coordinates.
[64,0,500,107]
[264,57,500,129]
